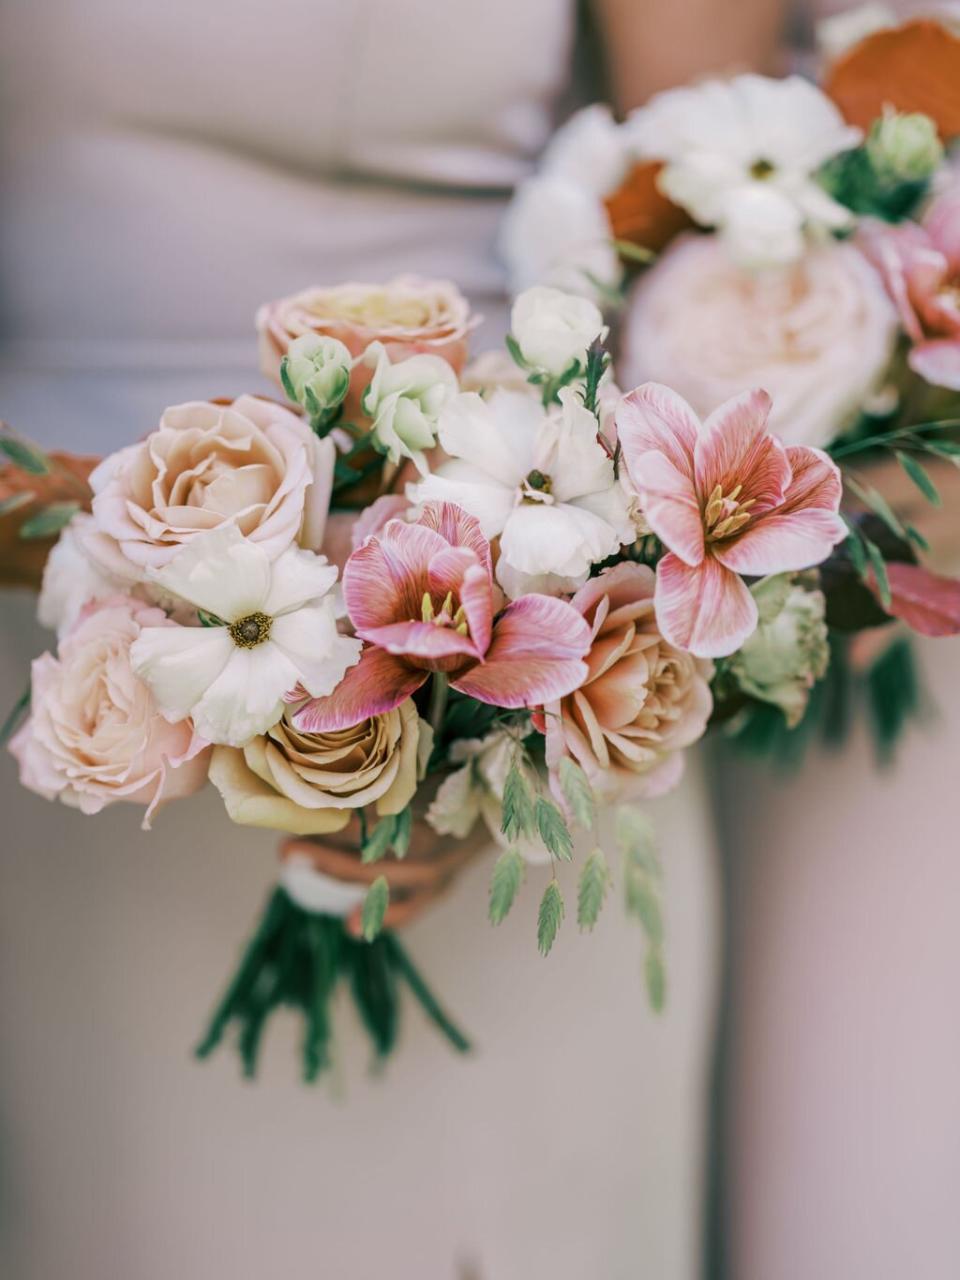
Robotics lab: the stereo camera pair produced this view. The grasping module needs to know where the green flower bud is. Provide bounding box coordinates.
[280,334,352,423]
[727,576,829,728]
[866,111,944,184]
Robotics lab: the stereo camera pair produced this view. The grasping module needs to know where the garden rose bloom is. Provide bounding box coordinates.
[90,394,334,571]
[622,236,897,449]
[616,383,846,658]
[208,699,421,835]
[859,178,960,389]
[10,596,209,826]
[538,564,713,800]
[294,502,592,732]
[257,276,476,385]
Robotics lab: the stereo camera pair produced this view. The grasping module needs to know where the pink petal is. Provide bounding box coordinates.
[779,447,843,515]
[458,560,494,655]
[857,221,930,341]
[924,181,960,272]
[342,520,447,629]
[654,552,758,658]
[361,620,479,662]
[627,449,704,566]
[713,509,847,575]
[908,339,960,391]
[451,594,590,708]
[293,647,426,732]
[616,382,699,480]
[416,501,493,574]
[872,561,960,637]
[426,546,478,602]
[694,389,789,515]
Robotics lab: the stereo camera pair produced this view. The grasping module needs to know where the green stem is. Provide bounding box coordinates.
[830,417,960,459]
[428,673,449,735]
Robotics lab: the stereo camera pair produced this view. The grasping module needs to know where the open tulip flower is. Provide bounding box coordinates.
[616,384,846,658]
[295,502,592,732]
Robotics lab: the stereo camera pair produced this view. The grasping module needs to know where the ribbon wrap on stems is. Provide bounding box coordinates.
[195,815,490,1082]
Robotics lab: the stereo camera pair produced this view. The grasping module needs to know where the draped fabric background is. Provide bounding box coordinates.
[0,3,721,1277]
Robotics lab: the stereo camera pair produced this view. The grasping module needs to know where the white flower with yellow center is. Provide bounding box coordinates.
[409,386,633,598]
[130,524,362,747]
[627,74,862,266]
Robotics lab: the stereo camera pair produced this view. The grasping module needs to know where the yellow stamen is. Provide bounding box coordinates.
[421,592,435,623]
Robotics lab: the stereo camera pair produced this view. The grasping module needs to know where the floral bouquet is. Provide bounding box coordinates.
[4,10,960,1083]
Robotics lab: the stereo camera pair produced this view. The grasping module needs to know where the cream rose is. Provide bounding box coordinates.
[622,235,898,448]
[208,699,421,835]
[540,563,713,800]
[257,276,476,387]
[89,394,333,572]
[10,596,209,826]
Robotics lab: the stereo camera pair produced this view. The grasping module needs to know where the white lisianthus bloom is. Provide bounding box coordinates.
[280,333,353,418]
[426,725,548,864]
[409,387,633,598]
[510,285,607,377]
[498,174,623,302]
[627,75,862,266]
[361,341,459,474]
[130,525,361,747]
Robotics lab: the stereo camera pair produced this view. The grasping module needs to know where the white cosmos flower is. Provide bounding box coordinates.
[627,75,862,266]
[408,387,633,598]
[130,525,362,747]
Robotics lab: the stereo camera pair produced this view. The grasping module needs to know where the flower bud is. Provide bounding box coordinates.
[509,285,606,377]
[727,576,829,727]
[866,111,944,184]
[280,334,352,421]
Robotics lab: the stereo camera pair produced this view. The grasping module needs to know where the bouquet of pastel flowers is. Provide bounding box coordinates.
[4,9,960,1081]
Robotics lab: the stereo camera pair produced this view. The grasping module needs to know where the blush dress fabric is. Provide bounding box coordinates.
[0,4,721,1278]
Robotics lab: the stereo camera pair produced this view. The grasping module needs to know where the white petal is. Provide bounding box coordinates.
[409,464,516,540]
[263,544,339,616]
[149,524,270,620]
[425,763,483,838]
[130,625,233,721]
[192,645,298,746]
[437,390,539,487]
[270,602,362,698]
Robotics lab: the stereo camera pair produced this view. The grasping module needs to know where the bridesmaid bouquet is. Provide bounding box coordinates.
[3,10,960,1082]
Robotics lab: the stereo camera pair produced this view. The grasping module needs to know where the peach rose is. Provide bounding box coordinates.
[540,563,713,800]
[10,596,209,826]
[256,276,477,398]
[622,235,897,449]
[89,394,333,572]
[208,699,422,835]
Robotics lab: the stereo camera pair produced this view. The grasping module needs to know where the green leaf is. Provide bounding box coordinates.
[0,491,34,516]
[535,795,574,861]
[924,439,960,461]
[644,948,666,1013]
[557,757,595,830]
[864,536,891,607]
[361,876,390,942]
[390,806,412,859]
[488,849,524,925]
[361,817,396,864]
[537,880,564,957]
[504,332,528,370]
[18,501,80,539]
[895,450,941,506]
[577,848,610,931]
[501,759,536,842]
[843,474,906,540]
[0,683,30,747]
[0,434,50,475]
[611,238,656,264]
[844,528,869,579]
[905,524,930,552]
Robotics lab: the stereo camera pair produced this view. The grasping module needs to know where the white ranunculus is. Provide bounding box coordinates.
[130,524,361,747]
[622,235,897,449]
[361,341,459,473]
[281,333,352,419]
[498,173,623,302]
[627,74,861,266]
[409,387,633,597]
[510,285,607,377]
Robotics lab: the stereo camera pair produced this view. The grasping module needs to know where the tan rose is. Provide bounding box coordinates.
[89,394,333,572]
[541,563,713,800]
[208,699,422,835]
[256,276,477,402]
